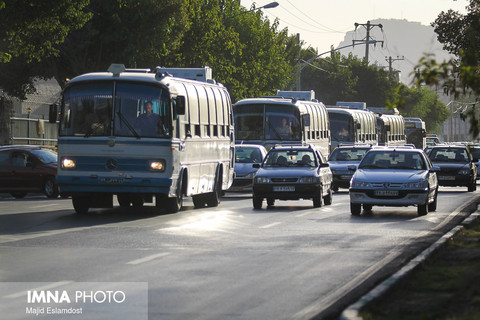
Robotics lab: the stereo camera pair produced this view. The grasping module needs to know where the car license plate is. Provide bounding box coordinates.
[273,186,295,192]
[374,190,398,196]
[99,177,124,184]
[438,176,455,181]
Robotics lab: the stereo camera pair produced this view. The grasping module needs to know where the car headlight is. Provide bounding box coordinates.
[61,158,76,169]
[245,172,256,179]
[350,180,370,188]
[404,180,428,188]
[299,176,320,184]
[458,169,469,175]
[255,176,271,184]
[150,160,166,172]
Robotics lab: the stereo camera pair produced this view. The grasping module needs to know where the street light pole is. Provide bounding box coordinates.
[296,40,377,90]
[224,1,279,21]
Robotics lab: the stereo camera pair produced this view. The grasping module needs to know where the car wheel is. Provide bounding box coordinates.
[468,180,476,192]
[350,202,361,216]
[313,187,323,208]
[253,196,263,209]
[324,188,333,205]
[417,203,428,216]
[10,192,27,199]
[362,204,373,212]
[428,189,438,212]
[44,176,59,198]
[267,198,275,207]
[72,196,90,215]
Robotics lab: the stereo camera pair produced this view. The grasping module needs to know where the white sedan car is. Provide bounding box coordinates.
[349,148,439,216]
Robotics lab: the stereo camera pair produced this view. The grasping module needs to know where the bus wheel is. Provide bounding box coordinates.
[117,195,131,207]
[206,174,222,207]
[131,196,144,207]
[192,194,206,208]
[166,180,183,213]
[72,196,90,215]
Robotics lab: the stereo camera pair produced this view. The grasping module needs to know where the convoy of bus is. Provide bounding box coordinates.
[50,64,235,214]
[233,90,330,156]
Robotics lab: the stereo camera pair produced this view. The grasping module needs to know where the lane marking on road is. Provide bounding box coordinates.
[126,252,171,265]
[4,281,74,299]
[259,222,281,229]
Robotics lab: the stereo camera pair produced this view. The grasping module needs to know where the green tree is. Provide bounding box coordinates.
[415,0,480,137]
[0,0,92,63]
[390,84,450,133]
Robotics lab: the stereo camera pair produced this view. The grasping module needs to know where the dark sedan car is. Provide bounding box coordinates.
[252,145,333,209]
[428,145,477,191]
[0,145,59,198]
[328,145,372,191]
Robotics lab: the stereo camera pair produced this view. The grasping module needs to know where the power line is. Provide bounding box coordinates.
[352,21,384,63]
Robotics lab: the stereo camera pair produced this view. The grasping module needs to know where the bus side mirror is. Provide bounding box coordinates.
[356,123,361,130]
[48,104,58,123]
[302,114,310,127]
[175,96,186,115]
[385,124,391,131]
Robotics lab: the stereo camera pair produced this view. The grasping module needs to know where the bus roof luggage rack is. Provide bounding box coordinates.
[155,66,214,83]
[276,90,317,102]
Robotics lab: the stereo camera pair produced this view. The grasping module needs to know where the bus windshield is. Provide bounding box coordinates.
[329,113,353,142]
[235,104,301,141]
[60,81,171,138]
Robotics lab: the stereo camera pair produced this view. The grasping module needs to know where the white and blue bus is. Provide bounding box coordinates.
[377,114,406,146]
[50,64,234,214]
[233,91,330,156]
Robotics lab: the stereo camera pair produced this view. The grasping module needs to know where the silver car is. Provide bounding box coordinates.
[349,148,439,216]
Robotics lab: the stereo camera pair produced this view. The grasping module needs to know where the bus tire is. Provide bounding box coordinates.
[206,172,222,207]
[72,196,90,215]
[131,196,144,207]
[192,194,206,208]
[117,195,131,207]
[166,179,183,213]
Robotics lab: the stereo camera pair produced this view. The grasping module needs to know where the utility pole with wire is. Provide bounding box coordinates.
[385,55,404,80]
[352,21,384,63]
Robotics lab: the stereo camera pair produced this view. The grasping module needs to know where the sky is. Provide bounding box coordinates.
[241,0,470,53]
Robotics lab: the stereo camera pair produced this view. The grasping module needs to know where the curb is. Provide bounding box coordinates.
[339,201,480,320]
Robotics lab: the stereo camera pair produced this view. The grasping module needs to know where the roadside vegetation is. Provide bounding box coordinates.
[360,214,480,320]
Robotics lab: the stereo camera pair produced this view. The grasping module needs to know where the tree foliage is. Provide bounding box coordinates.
[0,0,300,103]
[300,51,397,107]
[0,0,92,63]
[415,0,480,137]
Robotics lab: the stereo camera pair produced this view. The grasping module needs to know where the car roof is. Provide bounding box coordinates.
[366,148,423,153]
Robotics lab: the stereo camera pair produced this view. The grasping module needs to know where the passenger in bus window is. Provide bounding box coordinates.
[277,117,292,139]
[135,101,163,136]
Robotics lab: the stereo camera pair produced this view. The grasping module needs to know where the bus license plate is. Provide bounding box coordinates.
[374,190,398,196]
[99,177,124,184]
[273,186,295,192]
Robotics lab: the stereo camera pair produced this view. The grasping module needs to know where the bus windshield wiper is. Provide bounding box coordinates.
[266,119,282,140]
[116,112,140,139]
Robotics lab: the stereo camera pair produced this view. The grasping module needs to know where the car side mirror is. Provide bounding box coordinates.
[430,166,440,172]
[252,163,260,169]
[347,165,357,171]
[472,158,478,162]
[320,162,329,167]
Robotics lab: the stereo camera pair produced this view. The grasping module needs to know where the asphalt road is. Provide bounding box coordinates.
[0,187,479,320]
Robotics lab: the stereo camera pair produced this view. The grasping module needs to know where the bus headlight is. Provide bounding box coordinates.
[61,158,76,169]
[150,160,166,172]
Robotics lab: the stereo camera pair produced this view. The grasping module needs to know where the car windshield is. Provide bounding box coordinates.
[235,147,263,163]
[359,151,426,170]
[30,149,57,164]
[264,150,317,167]
[429,148,469,163]
[328,148,370,161]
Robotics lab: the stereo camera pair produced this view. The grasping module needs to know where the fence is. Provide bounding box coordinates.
[10,114,58,146]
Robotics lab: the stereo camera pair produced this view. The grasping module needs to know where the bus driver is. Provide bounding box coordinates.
[135,101,163,136]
